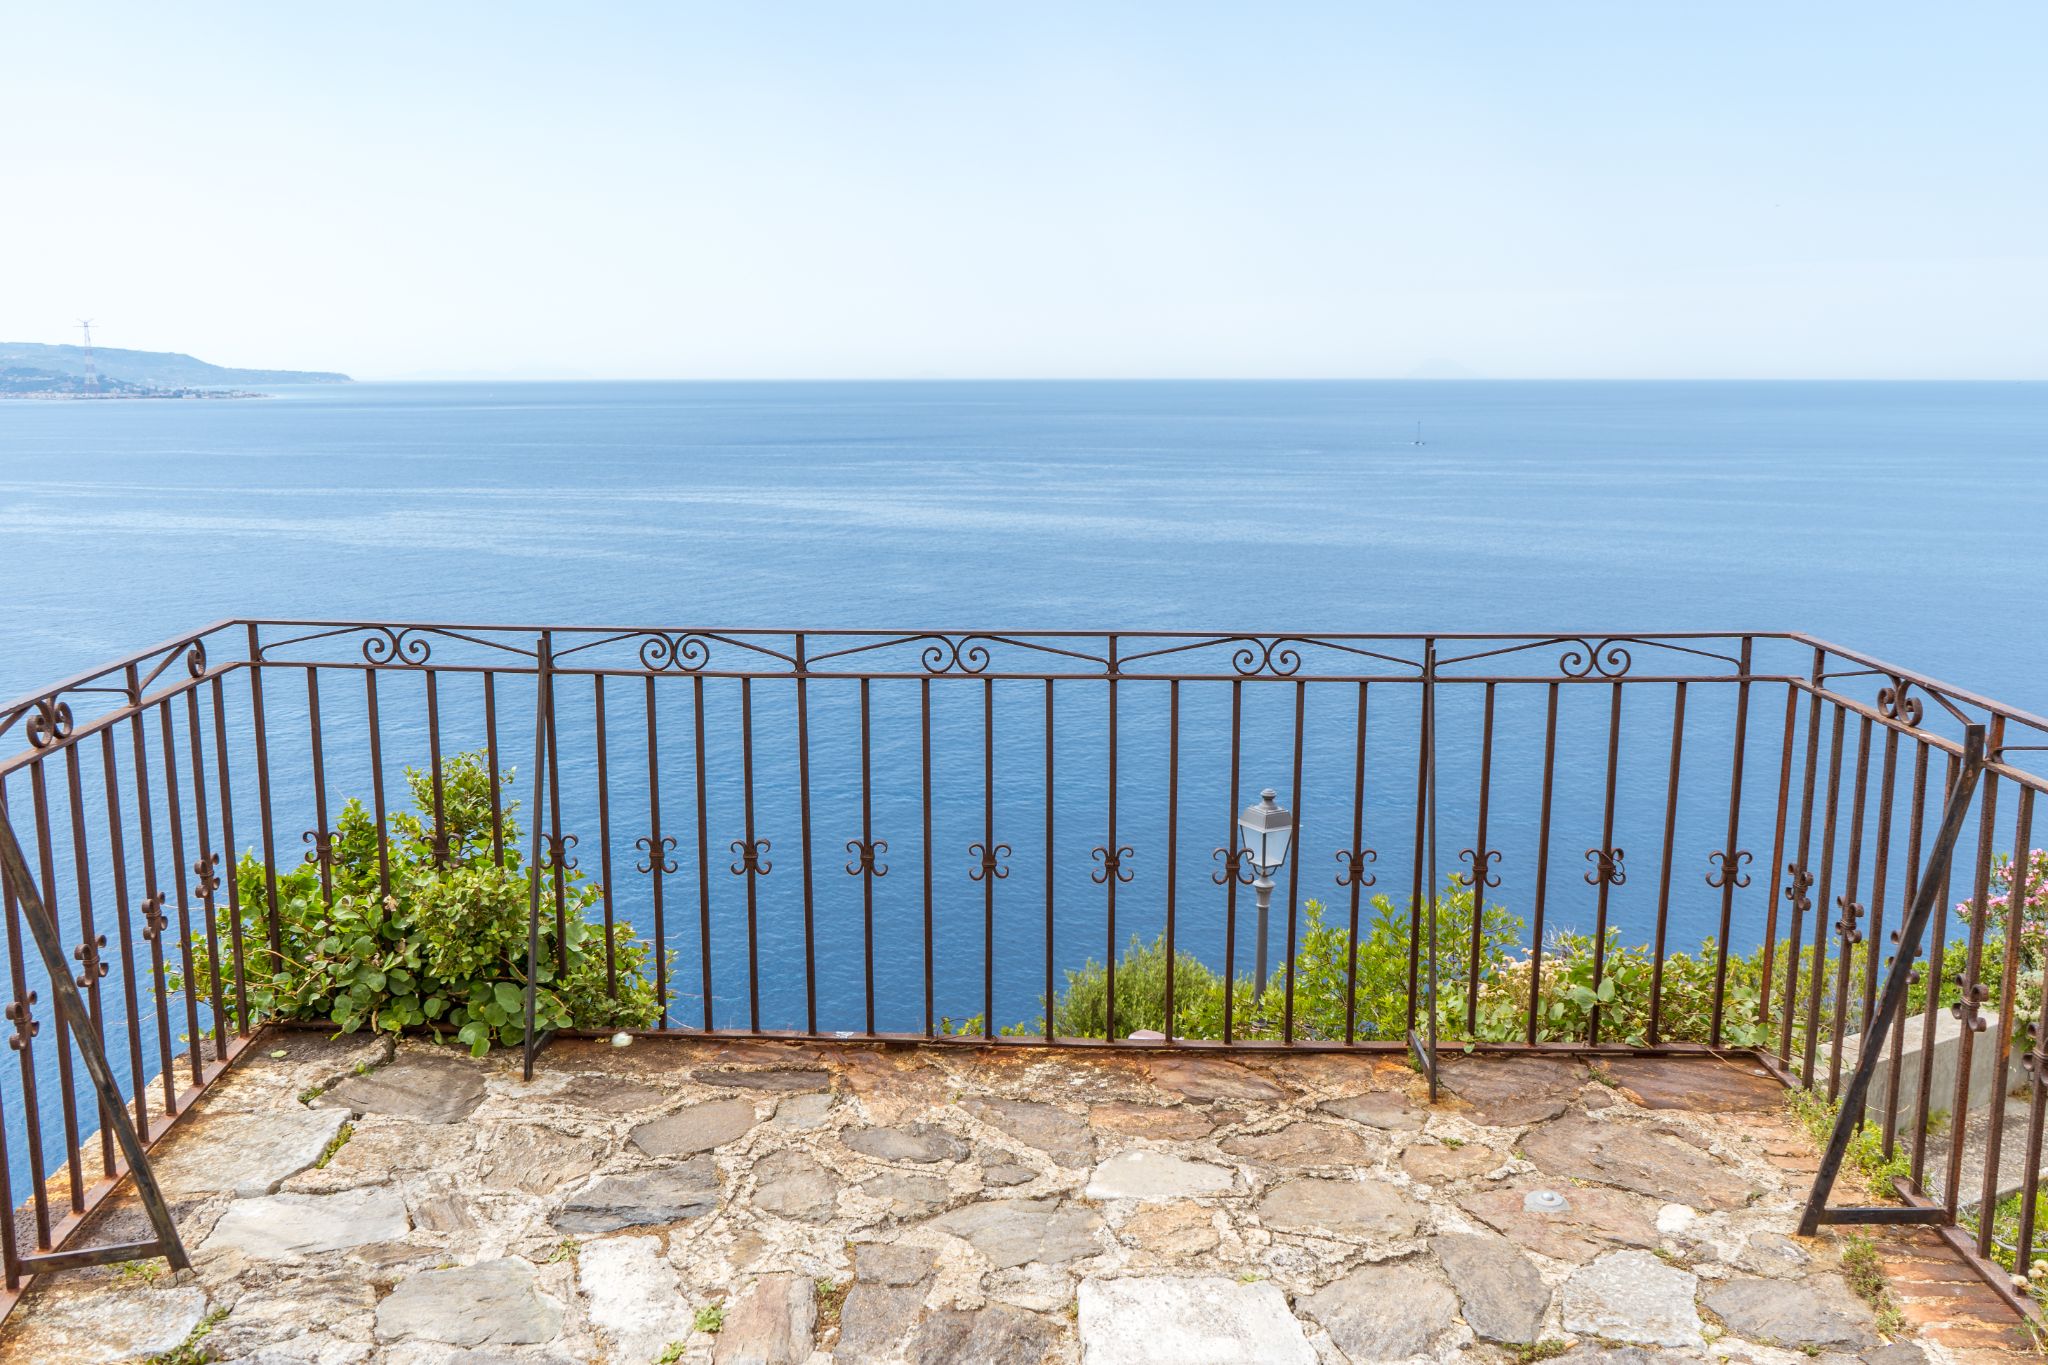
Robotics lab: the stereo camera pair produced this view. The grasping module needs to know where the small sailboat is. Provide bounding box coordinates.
[1412,421,1425,446]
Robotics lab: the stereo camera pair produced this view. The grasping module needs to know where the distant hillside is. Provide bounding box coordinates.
[0,343,350,387]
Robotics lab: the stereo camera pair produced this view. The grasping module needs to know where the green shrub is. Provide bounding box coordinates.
[182,751,664,1053]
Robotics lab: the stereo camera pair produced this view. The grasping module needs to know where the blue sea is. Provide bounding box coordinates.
[0,380,2043,1196]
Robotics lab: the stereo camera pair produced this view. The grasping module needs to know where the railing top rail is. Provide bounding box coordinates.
[1791,632,2048,739]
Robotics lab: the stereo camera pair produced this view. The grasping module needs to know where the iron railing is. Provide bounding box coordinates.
[0,623,2044,1314]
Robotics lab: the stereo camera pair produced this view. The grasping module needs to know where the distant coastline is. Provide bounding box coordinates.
[0,342,349,400]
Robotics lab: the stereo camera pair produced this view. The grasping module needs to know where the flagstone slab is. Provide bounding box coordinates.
[1434,1231,1550,1343]
[0,1286,209,1365]
[376,1257,562,1348]
[1442,1055,1588,1125]
[962,1098,1096,1167]
[713,1271,815,1365]
[1458,1177,1661,1262]
[1560,1250,1704,1349]
[1703,1274,1879,1350]
[1598,1056,1784,1114]
[553,1158,720,1233]
[751,1147,841,1222]
[631,1098,759,1156]
[1302,1261,1460,1360]
[1220,1121,1382,1168]
[1320,1090,1426,1130]
[1078,1275,1315,1364]
[691,1066,832,1093]
[1143,1056,1290,1103]
[904,1302,1059,1365]
[156,1105,350,1198]
[476,1123,602,1196]
[926,1198,1104,1268]
[313,1052,487,1125]
[204,1184,410,1258]
[577,1234,695,1364]
[1088,1101,1215,1140]
[1521,1112,1753,1210]
[1256,1175,1427,1239]
[842,1121,971,1164]
[1085,1151,1236,1201]
[1402,1140,1501,1183]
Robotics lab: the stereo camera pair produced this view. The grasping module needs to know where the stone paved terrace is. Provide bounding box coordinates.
[0,1037,2036,1365]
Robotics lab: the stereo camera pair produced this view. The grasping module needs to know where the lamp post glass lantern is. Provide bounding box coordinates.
[1239,788,1294,1000]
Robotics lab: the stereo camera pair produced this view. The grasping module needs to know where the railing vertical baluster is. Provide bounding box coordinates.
[306,669,333,903]
[1224,680,1243,1045]
[1882,740,1930,1155]
[184,687,227,1062]
[594,677,617,995]
[1104,651,1119,1042]
[692,674,712,1032]
[1944,725,2001,1220]
[1587,682,1623,1046]
[1040,679,1052,1044]
[642,677,669,1024]
[921,677,934,1040]
[1404,663,1427,1035]
[0,777,52,1248]
[244,625,282,974]
[1342,681,1368,1047]
[1710,642,1752,1046]
[157,703,203,1089]
[1826,715,1873,1098]
[1975,775,2032,1252]
[27,758,84,1211]
[1863,724,1902,1044]
[521,634,552,1081]
[364,672,390,897]
[62,743,115,1175]
[425,670,446,862]
[1801,705,1847,1085]
[860,676,878,1036]
[740,678,761,1032]
[1526,682,1559,1045]
[1757,683,1799,1030]
[1779,654,1825,1062]
[795,636,817,1035]
[544,664,568,974]
[208,676,248,1037]
[979,677,992,1040]
[126,693,175,1117]
[1910,752,1960,1193]
[1649,681,1686,1046]
[1282,679,1305,1044]
[484,671,504,867]
[1462,682,1495,1035]
[99,728,148,1138]
[1164,680,1180,1044]
[2012,790,2048,1272]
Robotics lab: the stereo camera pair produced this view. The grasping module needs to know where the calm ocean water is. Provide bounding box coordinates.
[0,380,2043,1189]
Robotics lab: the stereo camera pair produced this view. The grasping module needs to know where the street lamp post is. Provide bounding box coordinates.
[1238,788,1294,1001]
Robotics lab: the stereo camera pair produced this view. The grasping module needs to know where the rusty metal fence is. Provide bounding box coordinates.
[0,623,2044,1311]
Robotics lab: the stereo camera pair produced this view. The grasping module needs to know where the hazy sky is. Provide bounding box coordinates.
[4,4,2043,380]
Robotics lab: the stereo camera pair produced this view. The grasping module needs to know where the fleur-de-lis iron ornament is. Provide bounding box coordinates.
[427,828,456,868]
[1335,847,1378,888]
[1706,849,1753,889]
[1834,894,1865,946]
[5,992,38,1050]
[1889,925,1924,988]
[1784,863,1815,916]
[1091,844,1134,885]
[192,852,222,900]
[302,828,341,869]
[845,838,889,877]
[635,834,678,876]
[1584,847,1626,887]
[730,838,772,877]
[73,934,108,989]
[1212,846,1254,886]
[139,893,168,942]
[1951,978,1991,1034]
[968,842,1011,882]
[1458,847,1503,890]
[540,832,580,872]
[2024,1049,2048,1084]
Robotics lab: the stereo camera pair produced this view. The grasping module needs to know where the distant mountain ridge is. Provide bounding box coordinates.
[0,342,350,387]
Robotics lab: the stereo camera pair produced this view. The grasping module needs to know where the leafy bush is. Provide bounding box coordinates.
[183,751,664,1053]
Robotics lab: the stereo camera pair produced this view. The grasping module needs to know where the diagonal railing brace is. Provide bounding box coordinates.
[0,810,188,1275]
[1799,723,1986,1235]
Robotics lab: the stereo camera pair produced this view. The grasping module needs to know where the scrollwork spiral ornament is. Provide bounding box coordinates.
[1457,847,1503,890]
[730,838,771,877]
[1091,844,1134,884]
[540,832,580,872]
[1335,847,1378,888]
[1230,638,1304,677]
[5,993,38,1051]
[636,834,679,875]
[361,627,432,666]
[1876,677,1924,726]
[1706,849,1753,889]
[845,838,889,877]
[24,697,74,750]
[968,842,1010,881]
[1584,846,1627,887]
[1558,637,1633,679]
[183,636,209,677]
[918,636,992,675]
[1212,846,1254,886]
[639,633,712,672]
